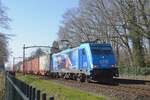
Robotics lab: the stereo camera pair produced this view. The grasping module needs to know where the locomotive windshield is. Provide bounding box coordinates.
[90,45,113,55]
[91,49,113,55]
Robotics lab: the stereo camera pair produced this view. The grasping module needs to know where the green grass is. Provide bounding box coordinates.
[18,75,106,100]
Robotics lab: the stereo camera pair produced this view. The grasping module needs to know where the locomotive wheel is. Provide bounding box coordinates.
[64,73,70,79]
[72,74,77,80]
[76,74,86,82]
[86,76,91,83]
[80,77,86,82]
[76,77,80,82]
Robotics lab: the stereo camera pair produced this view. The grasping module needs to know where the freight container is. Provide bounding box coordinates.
[24,61,28,73]
[39,54,50,75]
[21,62,28,73]
[15,62,22,72]
[31,58,39,74]
[26,60,32,73]
[20,64,23,72]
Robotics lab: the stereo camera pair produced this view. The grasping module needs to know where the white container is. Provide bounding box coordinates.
[39,54,50,75]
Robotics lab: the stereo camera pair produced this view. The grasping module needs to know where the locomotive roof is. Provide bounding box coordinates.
[52,43,112,56]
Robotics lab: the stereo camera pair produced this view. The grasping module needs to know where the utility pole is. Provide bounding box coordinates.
[13,57,15,72]
[23,44,25,75]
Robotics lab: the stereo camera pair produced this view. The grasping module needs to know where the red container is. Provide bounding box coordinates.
[21,62,25,73]
[23,61,27,73]
[26,60,32,73]
[31,58,39,74]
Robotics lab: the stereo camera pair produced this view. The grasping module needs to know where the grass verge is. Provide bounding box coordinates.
[18,75,106,100]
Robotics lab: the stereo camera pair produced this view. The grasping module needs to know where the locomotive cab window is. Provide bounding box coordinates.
[82,49,86,55]
[91,49,113,55]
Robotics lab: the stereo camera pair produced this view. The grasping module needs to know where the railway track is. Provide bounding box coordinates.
[118,84,150,96]
[31,75,150,99]
[51,78,150,100]
[91,81,150,98]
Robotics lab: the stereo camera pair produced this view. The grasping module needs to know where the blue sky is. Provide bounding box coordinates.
[2,0,79,58]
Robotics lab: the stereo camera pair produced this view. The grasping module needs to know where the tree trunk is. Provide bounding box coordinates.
[132,35,145,67]
[116,39,120,65]
[128,2,145,67]
[126,46,134,67]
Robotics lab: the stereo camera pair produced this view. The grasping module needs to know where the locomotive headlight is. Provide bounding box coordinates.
[111,64,116,67]
[93,65,97,68]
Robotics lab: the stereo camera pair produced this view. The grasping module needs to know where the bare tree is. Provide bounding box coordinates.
[0,33,8,63]
[79,0,149,67]
[0,0,10,65]
[31,48,46,58]
[59,8,92,46]
[0,1,10,29]
[51,41,59,53]
[57,0,150,67]
[111,0,149,67]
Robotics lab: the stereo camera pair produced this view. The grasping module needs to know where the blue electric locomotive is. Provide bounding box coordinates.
[52,43,119,82]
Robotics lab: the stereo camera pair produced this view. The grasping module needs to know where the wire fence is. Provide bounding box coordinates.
[5,72,54,100]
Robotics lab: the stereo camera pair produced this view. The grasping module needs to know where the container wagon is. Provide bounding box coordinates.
[21,55,50,76]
